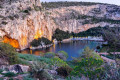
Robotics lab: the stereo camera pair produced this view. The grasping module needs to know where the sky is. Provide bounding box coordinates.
[41,0,120,6]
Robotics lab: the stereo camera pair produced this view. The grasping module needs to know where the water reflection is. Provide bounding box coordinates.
[21,41,103,60]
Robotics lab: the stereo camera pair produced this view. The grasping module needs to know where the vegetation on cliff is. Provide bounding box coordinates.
[52,28,71,41]
[42,1,102,9]
[72,26,120,37]
[30,37,52,47]
[77,14,120,24]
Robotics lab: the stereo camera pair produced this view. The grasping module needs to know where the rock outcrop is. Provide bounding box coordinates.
[0,1,120,49]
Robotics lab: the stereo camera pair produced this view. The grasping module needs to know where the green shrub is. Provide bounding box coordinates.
[96,46,100,49]
[44,52,55,58]
[33,5,41,11]
[23,77,35,80]
[30,39,40,47]
[56,66,73,77]
[0,43,19,64]
[52,28,71,41]
[18,58,30,65]
[2,72,16,77]
[31,61,48,72]
[0,69,3,73]
[71,57,104,79]
[30,37,52,47]
[81,47,102,59]
[23,10,29,14]
[37,57,52,65]
[51,57,68,67]
[34,69,53,80]
[1,21,8,25]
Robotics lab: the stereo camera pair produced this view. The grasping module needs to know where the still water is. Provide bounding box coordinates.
[21,40,103,61]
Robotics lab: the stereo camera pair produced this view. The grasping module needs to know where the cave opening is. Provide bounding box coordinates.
[3,35,20,49]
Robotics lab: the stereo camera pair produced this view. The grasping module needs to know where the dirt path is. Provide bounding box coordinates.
[101,56,115,63]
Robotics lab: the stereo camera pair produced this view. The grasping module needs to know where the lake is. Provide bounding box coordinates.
[20,40,103,61]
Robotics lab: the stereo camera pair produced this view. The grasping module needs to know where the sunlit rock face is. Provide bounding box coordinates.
[3,35,20,48]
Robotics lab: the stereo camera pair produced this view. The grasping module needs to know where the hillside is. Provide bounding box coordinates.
[42,2,120,33]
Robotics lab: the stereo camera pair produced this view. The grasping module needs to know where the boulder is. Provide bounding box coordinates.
[9,64,30,73]
[19,65,30,73]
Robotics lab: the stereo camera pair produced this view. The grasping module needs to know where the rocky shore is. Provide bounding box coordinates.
[61,36,104,43]
[30,44,53,50]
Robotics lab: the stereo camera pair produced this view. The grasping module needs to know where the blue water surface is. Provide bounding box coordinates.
[21,40,103,61]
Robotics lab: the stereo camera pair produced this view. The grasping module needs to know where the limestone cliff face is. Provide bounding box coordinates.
[0,0,56,49]
[0,1,120,49]
[46,4,120,33]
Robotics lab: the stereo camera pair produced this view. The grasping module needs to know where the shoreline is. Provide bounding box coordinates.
[61,37,104,43]
[17,44,53,51]
[18,37,105,51]
[30,43,53,50]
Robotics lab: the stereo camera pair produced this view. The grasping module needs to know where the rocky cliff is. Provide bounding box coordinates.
[0,0,56,49]
[44,2,120,33]
[0,1,120,49]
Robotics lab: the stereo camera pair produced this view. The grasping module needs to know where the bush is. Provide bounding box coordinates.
[33,5,41,11]
[34,69,53,80]
[44,52,56,58]
[0,69,3,73]
[1,21,8,25]
[81,47,102,59]
[52,28,71,41]
[51,57,68,67]
[56,66,73,77]
[23,10,29,14]
[30,37,52,47]
[2,72,16,77]
[71,57,104,79]
[96,46,100,49]
[23,77,34,80]
[0,43,19,64]
[31,61,48,72]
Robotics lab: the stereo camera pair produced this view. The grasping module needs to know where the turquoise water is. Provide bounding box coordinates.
[21,40,103,60]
